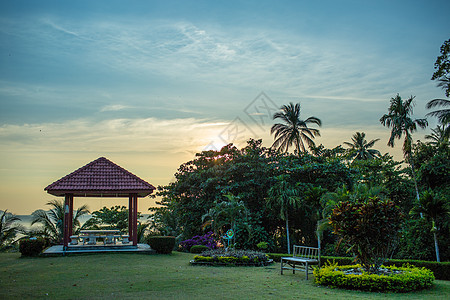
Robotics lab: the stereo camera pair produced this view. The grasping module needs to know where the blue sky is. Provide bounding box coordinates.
[1,0,449,214]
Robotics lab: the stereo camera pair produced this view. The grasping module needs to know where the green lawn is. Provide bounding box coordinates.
[0,252,449,299]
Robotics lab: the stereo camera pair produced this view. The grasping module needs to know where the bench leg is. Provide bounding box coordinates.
[280,259,283,275]
[305,262,309,280]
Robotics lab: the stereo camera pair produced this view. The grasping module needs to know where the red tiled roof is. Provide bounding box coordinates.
[44,157,156,197]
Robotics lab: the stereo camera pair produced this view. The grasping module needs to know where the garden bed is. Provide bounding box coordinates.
[314,263,435,293]
[190,249,273,267]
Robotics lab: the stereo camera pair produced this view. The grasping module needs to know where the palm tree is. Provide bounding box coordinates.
[271,102,322,154]
[266,175,300,254]
[343,132,381,161]
[379,94,428,201]
[31,200,89,244]
[426,97,450,139]
[0,210,23,251]
[425,125,449,146]
[410,190,450,262]
[202,194,248,246]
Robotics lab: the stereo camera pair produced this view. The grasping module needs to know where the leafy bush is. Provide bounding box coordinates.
[314,263,434,292]
[385,259,450,281]
[190,245,209,253]
[179,232,217,252]
[329,197,403,273]
[267,253,450,280]
[147,236,175,254]
[192,249,270,266]
[19,238,47,257]
[256,241,268,251]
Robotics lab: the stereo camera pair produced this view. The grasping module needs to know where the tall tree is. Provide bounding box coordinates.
[266,175,300,254]
[202,194,248,246]
[380,94,428,200]
[31,199,89,244]
[343,132,381,161]
[410,190,450,262]
[271,102,322,154]
[431,39,450,97]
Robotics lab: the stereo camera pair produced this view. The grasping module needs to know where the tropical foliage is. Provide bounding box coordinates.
[426,99,450,139]
[266,175,300,254]
[329,196,403,274]
[0,210,22,251]
[410,190,450,262]
[202,194,248,245]
[271,102,322,153]
[379,94,428,201]
[343,132,380,161]
[379,94,428,156]
[30,200,89,244]
[431,38,450,97]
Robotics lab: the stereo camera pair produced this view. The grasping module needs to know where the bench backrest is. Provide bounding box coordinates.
[293,245,320,260]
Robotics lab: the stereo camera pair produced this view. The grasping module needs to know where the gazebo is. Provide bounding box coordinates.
[44,157,155,250]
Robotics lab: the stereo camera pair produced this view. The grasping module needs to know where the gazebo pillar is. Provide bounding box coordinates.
[133,195,138,246]
[68,195,74,237]
[128,195,133,239]
[63,194,73,250]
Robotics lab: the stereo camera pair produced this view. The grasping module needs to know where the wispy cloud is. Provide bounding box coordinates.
[100,104,131,112]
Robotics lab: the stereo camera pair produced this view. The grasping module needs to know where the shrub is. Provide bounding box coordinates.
[314,263,435,292]
[384,259,450,281]
[192,249,270,266]
[267,253,450,281]
[179,232,217,252]
[329,197,403,273]
[147,236,175,254]
[190,245,209,253]
[19,238,47,257]
[256,241,268,251]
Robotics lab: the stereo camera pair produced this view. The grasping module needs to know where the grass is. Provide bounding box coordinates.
[0,252,449,299]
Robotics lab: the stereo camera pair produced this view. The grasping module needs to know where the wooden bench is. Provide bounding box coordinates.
[281,245,320,280]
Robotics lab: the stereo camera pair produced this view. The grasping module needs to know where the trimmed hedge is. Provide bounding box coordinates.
[147,236,175,254]
[267,253,450,280]
[19,238,47,257]
[190,245,209,254]
[314,264,434,292]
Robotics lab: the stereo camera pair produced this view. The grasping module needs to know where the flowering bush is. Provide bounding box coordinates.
[179,232,218,252]
[193,249,271,266]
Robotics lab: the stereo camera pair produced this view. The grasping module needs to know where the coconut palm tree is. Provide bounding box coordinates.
[0,210,23,251]
[271,102,322,154]
[202,194,248,246]
[425,125,449,147]
[31,200,89,244]
[426,97,450,139]
[410,190,450,262]
[379,94,428,201]
[343,132,381,161]
[266,175,300,254]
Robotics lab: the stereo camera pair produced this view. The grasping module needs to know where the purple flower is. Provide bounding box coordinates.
[180,232,218,251]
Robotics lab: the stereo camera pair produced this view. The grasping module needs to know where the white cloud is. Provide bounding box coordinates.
[100,104,131,112]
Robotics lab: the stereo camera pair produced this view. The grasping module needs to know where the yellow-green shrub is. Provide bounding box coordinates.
[314,263,434,292]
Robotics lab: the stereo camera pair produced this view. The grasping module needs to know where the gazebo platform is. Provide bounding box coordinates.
[42,243,155,256]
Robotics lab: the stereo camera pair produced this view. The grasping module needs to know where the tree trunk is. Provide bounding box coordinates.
[432,220,440,262]
[316,220,321,250]
[286,211,290,254]
[406,151,422,202]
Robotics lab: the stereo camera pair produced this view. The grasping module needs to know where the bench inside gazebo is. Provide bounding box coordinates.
[43,157,155,254]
